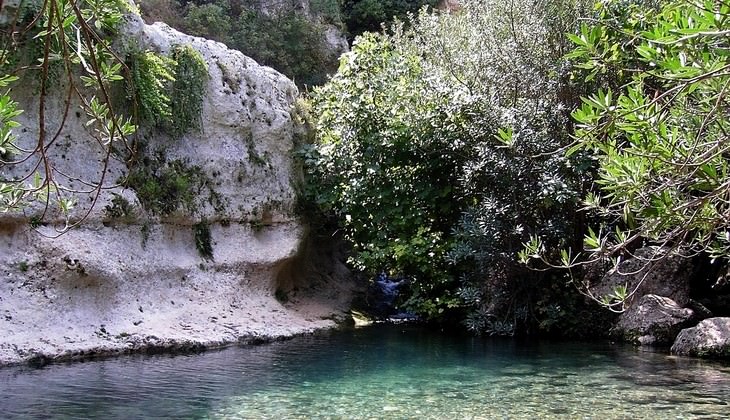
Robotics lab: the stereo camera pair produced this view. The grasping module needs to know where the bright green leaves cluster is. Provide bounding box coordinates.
[131,50,176,126]
[567,0,730,262]
[85,97,136,145]
[130,45,208,136]
[169,45,208,137]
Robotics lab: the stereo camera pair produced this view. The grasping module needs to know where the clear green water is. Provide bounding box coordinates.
[1,325,729,419]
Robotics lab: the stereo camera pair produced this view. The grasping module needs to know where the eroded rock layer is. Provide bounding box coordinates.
[0,13,352,366]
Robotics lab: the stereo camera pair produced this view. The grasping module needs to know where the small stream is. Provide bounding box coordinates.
[1,325,729,419]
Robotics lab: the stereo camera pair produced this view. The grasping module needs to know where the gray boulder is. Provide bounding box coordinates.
[613,294,695,346]
[671,317,730,359]
[593,247,693,307]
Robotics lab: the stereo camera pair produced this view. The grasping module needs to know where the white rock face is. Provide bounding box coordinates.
[0,13,353,366]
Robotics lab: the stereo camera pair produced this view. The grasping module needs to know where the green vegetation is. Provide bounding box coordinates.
[233,9,334,87]
[341,0,439,37]
[305,0,730,333]
[126,154,202,216]
[306,0,592,330]
[193,218,214,260]
[129,44,208,136]
[170,45,209,137]
[523,0,730,310]
[131,50,176,126]
[104,193,136,223]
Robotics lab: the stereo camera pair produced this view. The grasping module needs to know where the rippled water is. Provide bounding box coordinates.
[2,325,729,419]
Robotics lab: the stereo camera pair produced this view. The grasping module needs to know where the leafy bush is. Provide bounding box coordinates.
[308,0,591,328]
[310,0,344,25]
[137,0,186,28]
[183,2,234,45]
[232,9,336,87]
[524,0,730,309]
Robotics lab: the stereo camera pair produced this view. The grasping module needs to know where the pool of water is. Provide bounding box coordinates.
[1,324,729,419]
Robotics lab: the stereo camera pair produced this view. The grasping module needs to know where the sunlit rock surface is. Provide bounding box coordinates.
[613,294,695,346]
[672,317,730,359]
[0,12,353,366]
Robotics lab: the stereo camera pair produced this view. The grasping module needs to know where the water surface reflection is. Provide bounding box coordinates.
[1,325,728,419]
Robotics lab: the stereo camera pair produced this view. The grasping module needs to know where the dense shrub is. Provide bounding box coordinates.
[524,0,730,309]
[183,2,235,45]
[137,0,340,87]
[307,0,592,331]
[232,9,335,87]
[341,0,439,38]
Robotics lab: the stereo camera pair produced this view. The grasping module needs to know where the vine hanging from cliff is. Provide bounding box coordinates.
[169,44,208,137]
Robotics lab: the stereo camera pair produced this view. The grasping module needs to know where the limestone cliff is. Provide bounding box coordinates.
[0,12,353,366]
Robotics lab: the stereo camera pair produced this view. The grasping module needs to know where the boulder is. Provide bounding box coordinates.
[671,317,730,359]
[612,294,695,346]
[593,247,694,307]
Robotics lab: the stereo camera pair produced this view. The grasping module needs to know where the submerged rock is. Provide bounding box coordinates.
[612,294,695,346]
[671,317,730,359]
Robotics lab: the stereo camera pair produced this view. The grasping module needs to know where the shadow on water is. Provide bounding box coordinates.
[1,324,729,419]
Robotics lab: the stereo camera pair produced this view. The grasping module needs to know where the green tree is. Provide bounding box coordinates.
[523,0,730,310]
[342,0,438,37]
[307,0,590,329]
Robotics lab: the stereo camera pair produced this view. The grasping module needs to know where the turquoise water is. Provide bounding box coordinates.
[1,325,729,419]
